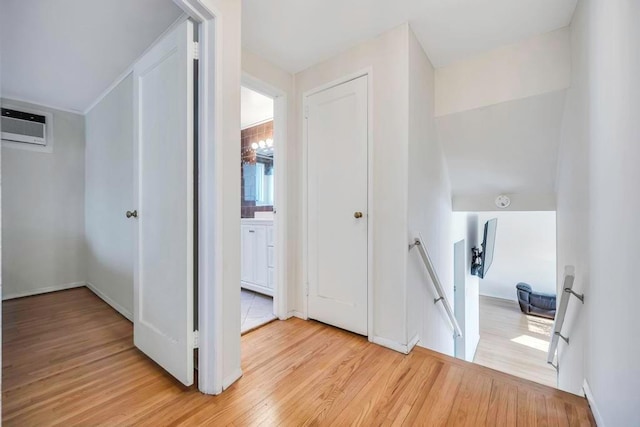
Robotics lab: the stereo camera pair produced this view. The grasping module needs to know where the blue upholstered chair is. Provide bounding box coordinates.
[515,283,556,319]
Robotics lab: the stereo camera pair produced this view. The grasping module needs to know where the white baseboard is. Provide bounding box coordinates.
[278,311,293,320]
[583,379,604,426]
[86,282,133,322]
[371,335,410,354]
[222,368,243,391]
[2,281,85,300]
[288,310,307,320]
[407,333,420,353]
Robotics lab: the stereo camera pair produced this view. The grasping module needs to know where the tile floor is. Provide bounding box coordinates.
[241,288,276,333]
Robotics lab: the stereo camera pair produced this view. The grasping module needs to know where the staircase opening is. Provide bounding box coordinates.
[454,210,558,388]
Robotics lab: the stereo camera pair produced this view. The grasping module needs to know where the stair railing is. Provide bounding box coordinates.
[410,233,463,338]
[547,265,584,370]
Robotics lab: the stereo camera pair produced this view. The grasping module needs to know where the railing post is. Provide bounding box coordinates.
[564,287,584,303]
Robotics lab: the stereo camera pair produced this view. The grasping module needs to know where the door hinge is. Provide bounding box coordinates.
[193,41,199,60]
[193,330,199,348]
[304,105,309,119]
[305,282,309,296]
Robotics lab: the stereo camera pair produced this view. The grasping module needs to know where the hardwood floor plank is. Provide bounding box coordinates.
[416,363,465,425]
[446,371,493,426]
[400,358,445,426]
[2,288,594,426]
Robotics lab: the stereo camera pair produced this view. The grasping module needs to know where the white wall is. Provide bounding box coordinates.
[406,26,456,356]
[294,24,410,346]
[587,1,640,422]
[554,0,589,398]
[435,28,570,117]
[1,98,86,299]
[437,90,565,204]
[477,211,556,301]
[212,0,242,391]
[84,75,134,319]
[435,30,568,213]
[556,1,640,425]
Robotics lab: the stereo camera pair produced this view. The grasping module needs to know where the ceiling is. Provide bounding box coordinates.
[0,0,576,117]
[0,0,183,113]
[241,87,274,129]
[242,0,577,73]
[436,90,566,197]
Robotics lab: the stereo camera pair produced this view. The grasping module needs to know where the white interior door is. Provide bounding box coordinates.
[306,75,368,335]
[132,19,195,386]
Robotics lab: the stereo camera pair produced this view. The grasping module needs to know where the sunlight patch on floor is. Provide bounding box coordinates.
[525,316,553,335]
[511,334,550,352]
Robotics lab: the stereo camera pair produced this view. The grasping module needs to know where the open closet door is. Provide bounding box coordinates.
[132,18,196,386]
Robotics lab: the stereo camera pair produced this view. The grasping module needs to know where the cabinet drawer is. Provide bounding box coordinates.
[267,267,275,289]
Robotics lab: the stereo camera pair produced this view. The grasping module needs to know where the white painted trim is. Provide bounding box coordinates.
[241,282,274,297]
[2,282,85,300]
[302,69,373,336]
[222,368,243,390]
[83,13,189,115]
[0,95,84,115]
[407,333,420,353]
[241,72,289,321]
[303,68,372,97]
[371,336,410,354]
[86,282,133,322]
[365,68,374,342]
[288,310,307,320]
[173,0,228,396]
[583,379,605,426]
[241,117,273,130]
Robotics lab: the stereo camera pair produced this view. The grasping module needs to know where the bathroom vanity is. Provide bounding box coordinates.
[241,218,275,296]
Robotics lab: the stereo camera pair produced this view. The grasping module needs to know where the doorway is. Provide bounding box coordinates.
[239,86,277,333]
[304,75,369,335]
[454,211,558,388]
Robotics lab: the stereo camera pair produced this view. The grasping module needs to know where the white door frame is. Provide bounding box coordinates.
[301,69,374,340]
[241,73,289,320]
[172,0,240,395]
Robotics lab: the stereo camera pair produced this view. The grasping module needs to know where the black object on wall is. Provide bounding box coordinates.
[471,218,498,279]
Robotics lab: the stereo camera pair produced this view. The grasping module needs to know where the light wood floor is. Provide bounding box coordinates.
[474,296,557,388]
[3,288,593,426]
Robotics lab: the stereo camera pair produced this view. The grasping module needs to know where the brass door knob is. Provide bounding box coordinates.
[354,211,363,219]
[126,210,138,219]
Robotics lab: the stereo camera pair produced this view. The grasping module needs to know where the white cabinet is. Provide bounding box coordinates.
[241,219,275,296]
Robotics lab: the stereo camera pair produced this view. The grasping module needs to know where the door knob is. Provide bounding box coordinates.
[354,211,363,219]
[126,210,138,219]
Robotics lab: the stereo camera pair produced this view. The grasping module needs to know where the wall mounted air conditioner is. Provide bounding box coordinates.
[1,108,47,146]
